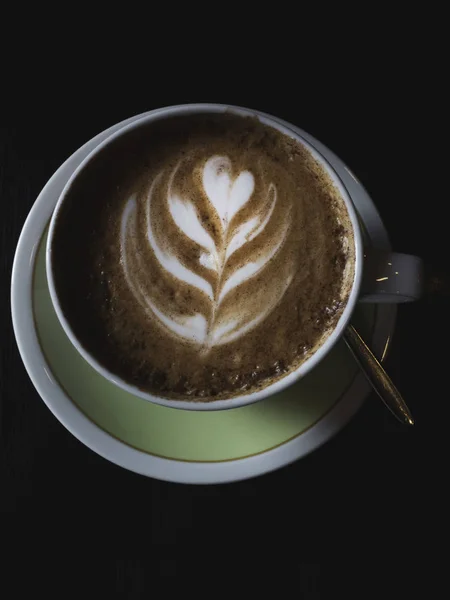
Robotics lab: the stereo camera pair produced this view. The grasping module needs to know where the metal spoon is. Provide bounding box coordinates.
[344,324,414,426]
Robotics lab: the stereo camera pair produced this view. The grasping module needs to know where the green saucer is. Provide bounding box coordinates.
[34,229,374,462]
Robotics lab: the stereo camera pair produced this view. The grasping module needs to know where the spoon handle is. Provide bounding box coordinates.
[344,325,414,426]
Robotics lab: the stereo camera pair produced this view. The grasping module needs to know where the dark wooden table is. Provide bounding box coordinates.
[1,74,443,593]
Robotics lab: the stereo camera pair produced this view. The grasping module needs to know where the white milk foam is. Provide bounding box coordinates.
[120,156,293,351]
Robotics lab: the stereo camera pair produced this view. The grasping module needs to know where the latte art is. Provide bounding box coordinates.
[120,156,293,350]
[51,113,355,401]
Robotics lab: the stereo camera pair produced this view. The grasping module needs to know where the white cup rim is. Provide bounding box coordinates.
[46,103,363,411]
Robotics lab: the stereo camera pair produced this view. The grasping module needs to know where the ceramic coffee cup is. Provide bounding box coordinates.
[46,104,423,410]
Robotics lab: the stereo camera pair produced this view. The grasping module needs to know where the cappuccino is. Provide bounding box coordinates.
[51,113,355,400]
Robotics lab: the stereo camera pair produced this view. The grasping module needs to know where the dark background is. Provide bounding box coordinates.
[0,48,444,593]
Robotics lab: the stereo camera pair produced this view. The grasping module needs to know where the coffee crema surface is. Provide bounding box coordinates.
[51,114,355,401]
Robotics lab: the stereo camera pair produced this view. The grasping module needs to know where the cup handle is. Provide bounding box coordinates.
[359,251,424,303]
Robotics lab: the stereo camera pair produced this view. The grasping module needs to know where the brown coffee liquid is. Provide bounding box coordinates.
[51,113,355,401]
